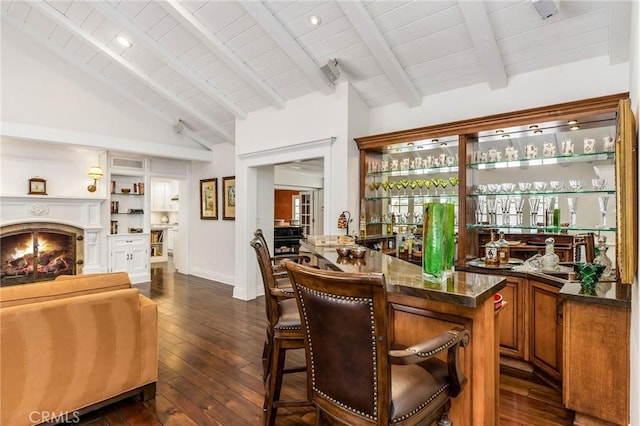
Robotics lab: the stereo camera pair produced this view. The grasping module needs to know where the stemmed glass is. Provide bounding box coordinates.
[449,177,459,195]
[592,178,607,190]
[424,179,433,197]
[400,179,410,197]
[409,180,418,197]
[382,181,393,198]
[545,196,557,228]
[514,197,525,225]
[416,179,425,196]
[569,180,584,191]
[430,178,440,195]
[439,178,449,196]
[475,198,487,224]
[598,196,609,228]
[499,197,511,226]
[567,197,578,227]
[486,197,498,225]
[372,181,382,198]
[528,196,541,227]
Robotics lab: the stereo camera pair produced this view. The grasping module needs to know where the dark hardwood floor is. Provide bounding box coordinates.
[74,260,574,425]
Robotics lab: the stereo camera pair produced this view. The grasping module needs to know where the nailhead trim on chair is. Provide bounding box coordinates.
[296,283,379,421]
[408,330,461,357]
[390,383,449,424]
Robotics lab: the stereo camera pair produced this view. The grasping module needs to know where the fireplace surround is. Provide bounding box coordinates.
[0,196,105,284]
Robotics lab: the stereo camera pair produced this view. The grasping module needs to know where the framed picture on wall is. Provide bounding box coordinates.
[200,178,218,220]
[222,176,236,220]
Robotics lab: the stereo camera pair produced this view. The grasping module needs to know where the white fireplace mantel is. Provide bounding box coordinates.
[0,196,107,274]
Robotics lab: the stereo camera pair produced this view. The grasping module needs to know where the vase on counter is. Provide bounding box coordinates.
[422,202,455,279]
[574,263,606,295]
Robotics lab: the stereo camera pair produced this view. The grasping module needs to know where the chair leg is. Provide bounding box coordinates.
[437,407,452,426]
[264,338,286,426]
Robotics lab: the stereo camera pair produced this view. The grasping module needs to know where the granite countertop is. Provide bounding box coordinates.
[459,262,631,309]
[300,242,506,308]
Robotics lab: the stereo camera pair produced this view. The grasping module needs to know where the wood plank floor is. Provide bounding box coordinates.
[75,260,575,425]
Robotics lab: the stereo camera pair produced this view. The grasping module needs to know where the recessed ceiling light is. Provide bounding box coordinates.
[407,142,414,146]
[440,143,447,147]
[570,125,580,131]
[568,120,578,125]
[116,35,131,48]
[501,134,510,139]
[495,129,504,134]
[529,125,539,130]
[533,130,543,134]
[432,139,439,143]
[417,146,424,150]
[309,15,322,25]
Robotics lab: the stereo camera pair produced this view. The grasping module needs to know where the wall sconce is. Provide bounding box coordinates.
[87,166,104,192]
[337,210,352,235]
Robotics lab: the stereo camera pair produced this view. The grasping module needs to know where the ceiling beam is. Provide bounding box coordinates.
[27,0,234,143]
[240,1,336,95]
[338,1,421,108]
[458,0,507,90]
[608,1,630,65]
[91,1,247,119]
[161,0,287,110]
[1,8,217,150]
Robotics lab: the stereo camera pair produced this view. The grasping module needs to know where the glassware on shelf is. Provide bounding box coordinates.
[487,183,501,194]
[486,197,498,225]
[400,179,410,196]
[409,180,418,197]
[529,196,541,226]
[549,180,564,192]
[540,237,560,270]
[475,198,487,224]
[592,178,607,190]
[381,181,393,197]
[439,178,449,195]
[449,177,459,194]
[598,196,610,228]
[533,181,547,192]
[501,182,515,194]
[372,181,382,198]
[499,197,511,226]
[518,182,532,193]
[416,179,425,196]
[544,196,557,228]
[569,179,584,191]
[567,197,578,227]
[514,197,525,225]
[593,234,613,278]
[424,179,433,196]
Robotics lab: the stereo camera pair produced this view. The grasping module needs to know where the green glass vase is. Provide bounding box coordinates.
[423,203,455,278]
[573,263,606,295]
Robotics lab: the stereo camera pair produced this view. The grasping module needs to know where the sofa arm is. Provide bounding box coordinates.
[138,294,158,386]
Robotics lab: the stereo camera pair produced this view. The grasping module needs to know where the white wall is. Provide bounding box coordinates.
[188,142,236,285]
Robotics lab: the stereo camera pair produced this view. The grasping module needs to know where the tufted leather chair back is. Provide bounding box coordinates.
[250,236,280,329]
[285,261,391,423]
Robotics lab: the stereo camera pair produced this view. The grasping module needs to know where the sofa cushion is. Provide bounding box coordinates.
[0,272,131,308]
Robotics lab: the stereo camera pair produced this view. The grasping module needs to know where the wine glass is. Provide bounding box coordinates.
[533,181,547,192]
[569,180,584,191]
[592,178,607,190]
[549,180,564,192]
[424,179,433,196]
[449,176,459,195]
[514,197,525,225]
[567,197,578,227]
[475,198,487,224]
[486,197,498,225]
[518,182,532,193]
[372,181,382,198]
[598,196,610,228]
[439,178,449,196]
[528,196,541,227]
[400,179,410,197]
[430,178,440,195]
[499,197,511,226]
[416,179,425,196]
[409,180,418,197]
[545,196,557,228]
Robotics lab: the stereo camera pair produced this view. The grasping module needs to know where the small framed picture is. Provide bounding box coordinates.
[200,178,218,220]
[222,176,236,221]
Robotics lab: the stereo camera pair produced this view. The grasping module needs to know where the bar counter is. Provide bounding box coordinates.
[300,241,507,425]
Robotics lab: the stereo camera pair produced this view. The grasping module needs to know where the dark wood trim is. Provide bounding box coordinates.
[355,93,628,150]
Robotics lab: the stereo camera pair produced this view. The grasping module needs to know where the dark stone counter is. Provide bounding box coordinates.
[301,242,506,308]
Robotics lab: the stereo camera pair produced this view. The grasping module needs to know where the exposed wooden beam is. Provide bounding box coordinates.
[1,9,217,151]
[92,1,246,120]
[239,1,336,95]
[161,0,287,110]
[27,0,234,143]
[338,1,421,108]
[458,0,507,90]
[608,1,631,65]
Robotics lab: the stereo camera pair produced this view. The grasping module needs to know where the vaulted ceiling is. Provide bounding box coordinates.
[1,1,631,149]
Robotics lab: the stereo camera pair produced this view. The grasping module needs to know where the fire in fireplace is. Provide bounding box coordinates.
[1,224,84,286]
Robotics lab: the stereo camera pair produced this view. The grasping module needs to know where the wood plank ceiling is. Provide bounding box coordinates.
[0,1,631,149]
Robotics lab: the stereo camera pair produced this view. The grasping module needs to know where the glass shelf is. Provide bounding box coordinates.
[367,166,459,177]
[467,151,614,169]
[110,212,145,215]
[466,224,616,232]
[365,194,458,201]
[111,192,144,196]
[467,189,615,198]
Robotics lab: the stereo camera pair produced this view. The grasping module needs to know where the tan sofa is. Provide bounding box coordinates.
[0,272,158,425]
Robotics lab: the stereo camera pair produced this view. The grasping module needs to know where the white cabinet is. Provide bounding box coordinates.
[167,226,177,252]
[151,181,178,212]
[108,234,150,284]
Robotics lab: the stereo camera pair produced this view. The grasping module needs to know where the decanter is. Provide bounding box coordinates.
[540,237,559,270]
[593,234,613,278]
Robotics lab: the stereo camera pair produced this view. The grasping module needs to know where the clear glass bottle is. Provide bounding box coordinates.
[540,237,559,270]
[593,234,613,278]
[485,231,500,268]
[497,231,510,265]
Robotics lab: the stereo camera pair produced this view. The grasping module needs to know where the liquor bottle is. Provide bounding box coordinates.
[484,231,500,268]
[359,199,367,238]
[497,231,510,265]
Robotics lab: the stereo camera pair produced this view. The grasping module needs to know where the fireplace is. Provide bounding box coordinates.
[1,223,84,286]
